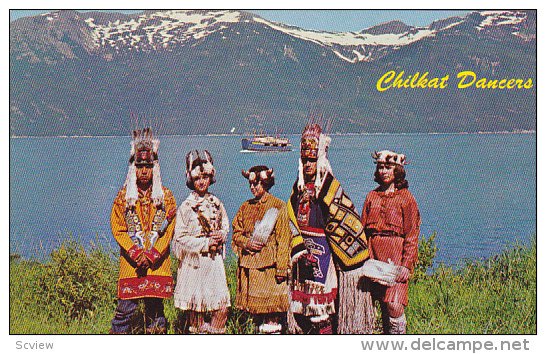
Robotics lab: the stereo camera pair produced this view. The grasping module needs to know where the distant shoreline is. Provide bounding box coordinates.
[9,130,537,139]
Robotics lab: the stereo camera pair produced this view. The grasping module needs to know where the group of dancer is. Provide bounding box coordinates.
[109,123,420,335]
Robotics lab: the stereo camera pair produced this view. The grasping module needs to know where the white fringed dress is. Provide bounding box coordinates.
[172,192,231,312]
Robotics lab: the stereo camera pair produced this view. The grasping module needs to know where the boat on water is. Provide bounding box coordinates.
[241,134,293,152]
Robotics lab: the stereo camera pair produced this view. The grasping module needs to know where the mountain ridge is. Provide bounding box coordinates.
[10,10,536,136]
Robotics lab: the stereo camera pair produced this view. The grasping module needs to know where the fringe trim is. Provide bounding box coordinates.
[289,299,335,317]
[289,299,304,315]
[173,295,231,312]
[287,272,303,334]
[337,266,375,334]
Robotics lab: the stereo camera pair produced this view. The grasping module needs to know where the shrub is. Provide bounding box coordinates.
[413,232,438,282]
[37,240,117,321]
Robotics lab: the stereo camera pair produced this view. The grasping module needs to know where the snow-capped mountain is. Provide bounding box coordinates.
[10,10,536,136]
[11,10,535,64]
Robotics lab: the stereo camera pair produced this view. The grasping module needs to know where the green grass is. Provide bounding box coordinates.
[407,239,536,334]
[9,235,536,334]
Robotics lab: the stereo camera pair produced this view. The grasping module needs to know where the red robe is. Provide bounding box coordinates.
[361,188,421,306]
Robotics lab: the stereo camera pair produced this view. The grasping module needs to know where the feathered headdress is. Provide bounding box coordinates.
[185,150,216,189]
[298,123,332,194]
[124,127,164,207]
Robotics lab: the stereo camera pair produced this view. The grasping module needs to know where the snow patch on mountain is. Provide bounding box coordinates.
[253,17,435,47]
[84,10,242,49]
[477,11,526,30]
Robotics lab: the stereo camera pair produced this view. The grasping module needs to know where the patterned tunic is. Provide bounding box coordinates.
[289,182,337,318]
[111,187,177,300]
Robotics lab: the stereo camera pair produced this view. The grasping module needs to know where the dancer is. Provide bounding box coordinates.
[361,150,421,334]
[232,166,291,334]
[172,150,230,334]
[110,127,177,334]
[287,123,375,334]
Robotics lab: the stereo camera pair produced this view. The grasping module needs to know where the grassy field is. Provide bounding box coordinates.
[9,235,536,334]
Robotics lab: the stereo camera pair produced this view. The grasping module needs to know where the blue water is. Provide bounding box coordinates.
[9,134,536,266]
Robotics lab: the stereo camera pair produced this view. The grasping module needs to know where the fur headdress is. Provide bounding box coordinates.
[124,127,164,207]
[372,150,408,166]
[185,150,216,189]
[298,123,332,194]
[242,165,275,190]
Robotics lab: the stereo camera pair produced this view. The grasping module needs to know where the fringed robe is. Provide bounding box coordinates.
[231,193,291,314]
[171,192,231,312]
[288,172,376,334]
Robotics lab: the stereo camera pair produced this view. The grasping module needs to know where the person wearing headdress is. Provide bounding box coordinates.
[287,123,375,334]
[231,166,292,334]
[110,127,177,334]
[171,150,230,334]
[360,150,421,334]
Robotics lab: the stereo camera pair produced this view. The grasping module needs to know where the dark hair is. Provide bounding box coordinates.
[186,168,214,190]
[248,165,275,191]
[374,164,409,190]
[185,150,216,190]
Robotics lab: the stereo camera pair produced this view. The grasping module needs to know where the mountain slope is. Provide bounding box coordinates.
[10,10,536,136]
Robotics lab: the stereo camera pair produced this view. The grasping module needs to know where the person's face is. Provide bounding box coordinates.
[377,163,396,186]
[249,179,266,199]
[193,174,211,195]
[302,158,317,178]
[136,164,153,186]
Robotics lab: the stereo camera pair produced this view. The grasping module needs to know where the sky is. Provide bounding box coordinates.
[9,10,469,32]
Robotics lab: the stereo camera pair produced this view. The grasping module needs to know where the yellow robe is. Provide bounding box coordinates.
[111,187,176,299]
[231,193,291,313]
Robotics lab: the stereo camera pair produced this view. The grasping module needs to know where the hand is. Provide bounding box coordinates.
[210,230,224,244]
[136,252,150,269]
[245,239,265,252]
[395,266,411,283]
[208,237,219,248]
[166,208,177,221]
